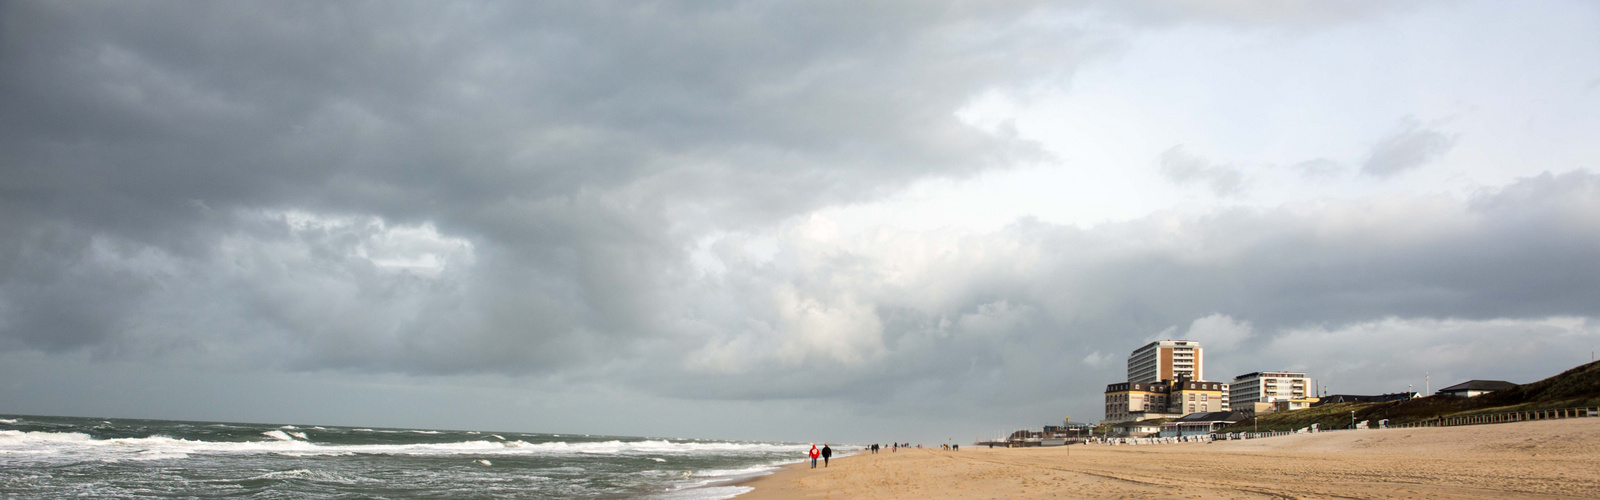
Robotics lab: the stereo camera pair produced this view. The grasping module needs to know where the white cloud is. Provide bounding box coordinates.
[1183,314,1254,352]
[1082,350,1113,368]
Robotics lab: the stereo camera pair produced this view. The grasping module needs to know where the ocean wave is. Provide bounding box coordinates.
[1,430,96,443]
[1,430,807,462]
[0,419,19,425]
[261,430,296,441]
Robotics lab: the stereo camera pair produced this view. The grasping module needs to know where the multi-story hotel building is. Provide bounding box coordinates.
[1104,339,1233,423]
[1229,371,1313,406]
[1104,376,1229,423]
[1171,378,1229,415]
[1103,381,1173,423]
[1127,340,1203,384]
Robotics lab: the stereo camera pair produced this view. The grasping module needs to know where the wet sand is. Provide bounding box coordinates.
[737,417,1600,499]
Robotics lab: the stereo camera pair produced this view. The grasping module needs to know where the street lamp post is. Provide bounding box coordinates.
[1351,410,1356,429]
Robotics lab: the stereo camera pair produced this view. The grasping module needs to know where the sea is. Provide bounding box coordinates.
[0,414,820,499]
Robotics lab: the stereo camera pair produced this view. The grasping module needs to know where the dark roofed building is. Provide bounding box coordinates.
[1159,411,1248,437]
[1437,380,1516,398]
[1313,392,1417,406]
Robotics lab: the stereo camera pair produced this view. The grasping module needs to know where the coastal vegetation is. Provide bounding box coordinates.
[1222,360,1600,433]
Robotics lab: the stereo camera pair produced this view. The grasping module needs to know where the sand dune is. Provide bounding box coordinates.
[739,418,1600,499]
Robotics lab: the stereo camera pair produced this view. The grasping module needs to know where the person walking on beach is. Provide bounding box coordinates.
[821,444,832,467]
[808,445,820,469]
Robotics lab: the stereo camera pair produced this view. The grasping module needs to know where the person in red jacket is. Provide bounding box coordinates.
[808,445,820,468]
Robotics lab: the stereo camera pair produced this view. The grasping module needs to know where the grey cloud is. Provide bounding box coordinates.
[0,0,1080,373]
[1089,0,1410,32]
[1158,145,1245,196]
[1,0,1589,437]
[629,171,1600,423]
[1361,118,1458,177]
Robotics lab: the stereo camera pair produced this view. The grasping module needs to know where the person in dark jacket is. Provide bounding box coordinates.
[821,444,832,467]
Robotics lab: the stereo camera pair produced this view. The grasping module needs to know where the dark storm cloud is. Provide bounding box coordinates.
[2,0,1593,432]
[0,1,1075,370]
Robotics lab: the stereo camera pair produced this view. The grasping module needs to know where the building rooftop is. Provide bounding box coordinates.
[1167,411,1248,424]
[1233,371,1308,380]
[1438,380,1517,392]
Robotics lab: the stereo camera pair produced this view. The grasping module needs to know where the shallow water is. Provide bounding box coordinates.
[0,414,809,499]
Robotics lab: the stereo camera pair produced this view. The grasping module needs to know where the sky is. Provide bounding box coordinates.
[2,0,1599,444]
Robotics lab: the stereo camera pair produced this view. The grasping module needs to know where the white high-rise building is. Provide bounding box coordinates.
[1229,371,1313,406]
[1127,340,1203,384]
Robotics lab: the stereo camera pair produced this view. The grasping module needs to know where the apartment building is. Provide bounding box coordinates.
[1229,371,1313,407]
[1104,381,1173,423]
[1127,340,1203,384]
[1171,378,1230,415]
[1104,376,1228,422]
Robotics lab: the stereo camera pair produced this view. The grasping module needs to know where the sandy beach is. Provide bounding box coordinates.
[738,418,1600,499]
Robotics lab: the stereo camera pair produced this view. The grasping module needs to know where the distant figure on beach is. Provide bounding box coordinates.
[892,443,897,452]
[808,445,819,468]
[821,444,832,467]
[871,443,879,454]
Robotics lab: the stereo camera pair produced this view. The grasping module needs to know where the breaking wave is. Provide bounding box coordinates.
[1,429,805,463]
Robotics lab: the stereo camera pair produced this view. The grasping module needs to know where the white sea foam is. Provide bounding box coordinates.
[654,485,754,500]
[1,430,95,444]
[654,485,753,500]
[691,465,782,479]
[1,430,808,464]
[490,435,505,440]
[353,429,374,432]
[247,469,314,480]
[288,432,308,440]
[279,425,298,430]
[261,431,295,441]
[0,419,18,424]
[409,430,441,434]
[476,459,492,466]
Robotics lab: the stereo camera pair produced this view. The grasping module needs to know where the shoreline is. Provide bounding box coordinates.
[736,418,1600,499]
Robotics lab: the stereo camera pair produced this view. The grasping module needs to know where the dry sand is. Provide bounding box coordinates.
[737,418,1600,499]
